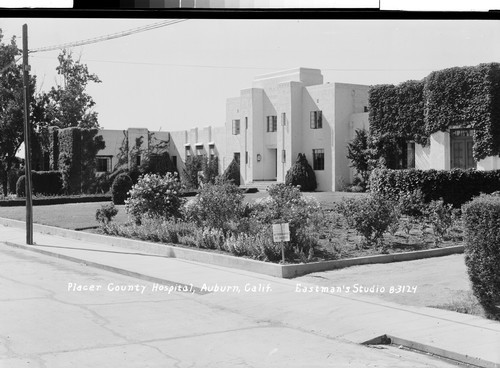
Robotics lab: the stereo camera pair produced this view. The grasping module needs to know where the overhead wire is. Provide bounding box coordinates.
[29,19,188,53]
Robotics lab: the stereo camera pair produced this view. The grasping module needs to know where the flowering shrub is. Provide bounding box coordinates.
[182,177,245,232]
[95,202,118,225]
[125,172,184,223]
[223,226,288,262]
[102,217,196,245]
[426,199,454,245]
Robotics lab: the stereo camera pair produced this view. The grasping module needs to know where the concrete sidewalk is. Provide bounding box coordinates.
[1,223,500,367]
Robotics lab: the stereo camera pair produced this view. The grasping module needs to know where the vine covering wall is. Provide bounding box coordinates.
[369,62,500,160]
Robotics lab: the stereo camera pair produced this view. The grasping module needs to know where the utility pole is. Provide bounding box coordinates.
[22,24,33,245]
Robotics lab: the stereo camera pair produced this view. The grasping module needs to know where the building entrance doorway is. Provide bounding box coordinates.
[450,129,475,169]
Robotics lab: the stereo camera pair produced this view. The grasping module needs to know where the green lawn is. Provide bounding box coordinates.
[0,191,368,230]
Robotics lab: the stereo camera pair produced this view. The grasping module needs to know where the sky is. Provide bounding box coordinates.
[1,17,500,132]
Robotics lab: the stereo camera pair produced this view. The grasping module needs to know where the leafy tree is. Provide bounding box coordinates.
[346,129,378,186]
[182,155,203,189]
[285,153,317,191]
[38,49,101,129]
[0,30,37,195]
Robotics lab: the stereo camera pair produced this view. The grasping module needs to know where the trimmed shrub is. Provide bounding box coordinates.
[222,158,240,186]
[337,194,398,247]
[111,173,133,205]
[285,153,317,191]
[16,171,63,197]
[369,168,500,208]
[462,194,500,317]
[125,172,184,223]
[252,183,323,258]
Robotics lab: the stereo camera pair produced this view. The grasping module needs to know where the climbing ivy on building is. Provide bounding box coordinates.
[368,62,500,161]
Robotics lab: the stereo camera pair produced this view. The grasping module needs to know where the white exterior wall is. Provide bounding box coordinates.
[429,131,451,170]
[415,143,431,170]
[302,84,334,191]
[96,129,127,171]
[477,156,500,170]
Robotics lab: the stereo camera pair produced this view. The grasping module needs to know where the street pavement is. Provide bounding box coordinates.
[1,223,499,367]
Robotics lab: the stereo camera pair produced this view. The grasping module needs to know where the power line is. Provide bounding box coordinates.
[29,19,188,53]
[28,55,437,72]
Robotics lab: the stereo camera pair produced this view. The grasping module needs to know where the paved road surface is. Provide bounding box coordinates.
[0,246,459,368]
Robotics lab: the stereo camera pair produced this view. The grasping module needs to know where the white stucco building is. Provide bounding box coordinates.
[95,66,500,191]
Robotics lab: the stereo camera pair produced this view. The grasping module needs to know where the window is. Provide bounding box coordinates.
[196,144,204,157]
[96,156,111,172]
[232,119,240,135]
[136,155,141,167]
[310,111,323,129]
[281,112,286,126]
[312,149,324,170]
[245,117,248,130]
[171,155,177,170]
[209,144,215,160]
[234,152,240,164]
[245,151,248,164]
[266,116,277,132]
[185,146,191,157]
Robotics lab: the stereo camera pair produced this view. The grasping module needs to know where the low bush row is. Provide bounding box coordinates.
[369,168,500,207]
[16,171,63,197]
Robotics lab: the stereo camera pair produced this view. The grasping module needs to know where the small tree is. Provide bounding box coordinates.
[285,153,317,191]
[222,158,240,186]
[111,173,133,205]
[346,129,374,186]
[201,155,219,185]
[182,156,203,189]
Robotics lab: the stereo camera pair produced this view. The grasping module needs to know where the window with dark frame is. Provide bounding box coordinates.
[245,117,248,130]
[96,157,111,172]
[245,151,248,164]
[171,155,177,170]
[185,146,191,157]
[312,149,324,170]
[209,144,215,160]
[310,111,323,129]
[232,119,240,135]
[266,116,277,132]
[136,155,141,167]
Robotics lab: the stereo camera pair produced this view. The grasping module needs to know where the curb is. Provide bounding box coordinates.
[363,334,499,368]
[0,217,464,279]
[3,240,209,295]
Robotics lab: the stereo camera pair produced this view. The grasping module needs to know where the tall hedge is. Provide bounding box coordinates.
[81,128,105,193]
[369,62,500,160]
[58,127,82,194]
[48,126,59,170]
[462,194,500,317]
[369,80,426,145]
[369,168,500,208]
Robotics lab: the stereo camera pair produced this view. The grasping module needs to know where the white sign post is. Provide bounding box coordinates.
[272,223,290,264]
